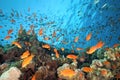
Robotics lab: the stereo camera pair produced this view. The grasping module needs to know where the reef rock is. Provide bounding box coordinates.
[0,67,21,80]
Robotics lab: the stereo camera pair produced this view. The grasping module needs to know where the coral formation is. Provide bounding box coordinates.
[0,67,21,80]
[33,65,57,80]
[0,29,119,80]
[86,47,120,80]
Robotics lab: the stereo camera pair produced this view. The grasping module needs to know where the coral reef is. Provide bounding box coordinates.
[86,47,120,80]
[33,65,57,80]
[0,67,21,80]
[0,29,120,80]
[0,63,9,75]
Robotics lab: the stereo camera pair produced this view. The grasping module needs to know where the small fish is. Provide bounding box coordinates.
[38,28,43,36]
[54,48,59,58]
[56,36,60,41]
[94,0,99,4]
[8,29,13,35]
[22,54,34,68]
[30,25,34,29]
[81,67,93,73]
[28,7,30,12]
[60,68,75,78]
[42,44,50,50]
[74,36,79,42]
[76,47,83,51]
[66,54,78,61]
[95,41,104,49]
[24,42,31,46]
[5,35,11,40]
[52,31,56,37]
[27,29,32,35]
[31,74,36,80]
[105,47,110,51]
[21,50,30,59]
[86,33,92,41]
[103,61,110,66]
[44,37,49,41]
[79,56,86,62]
[10,19,16,23]
[86,46,97,54]
[0,26,2,28]
[61,40,68,44]
[71,50,75,53]
[113,44,119,48]
[101,3,107,9]
[12,41,22,48]
[79,72,84,78]
[61,47,64,51]
[18,24,23,34]
[100,69,107,76]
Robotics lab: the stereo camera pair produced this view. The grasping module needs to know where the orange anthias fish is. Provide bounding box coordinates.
[8,29,13,35]
[52,31,56,37]
[27,29,32,35]
[60,68,76,78]
[54,48,59,58]
[105,47,110,51]
[12,41,22,48]
[21,50,30,59]
[61,47,64,51]
[113,44,119,48]
[103,60,111,67]
[18,24,23,34]
[76,47,83,51]
[87,41,104,54]
[100,69,107,76]
[42,44,50,50]
[11,19,16,23]
[79,72,84,78]
[22,54,34,68]
[81,67,93,73]
[74,36,79,42]
[0,26,2,28]
[31,74,36,80]
[4,35,11,40]
[24,42,31,46]
[44,37,49,41]
[39,28,43,36]
[95,41,104,49]
[86,33,92,41]
[66,54,78,61]
[86,46,97,54]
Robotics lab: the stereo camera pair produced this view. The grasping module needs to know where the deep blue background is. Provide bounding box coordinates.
[0,0,120,51]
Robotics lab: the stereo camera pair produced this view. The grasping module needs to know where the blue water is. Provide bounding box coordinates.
[0,0,120,51]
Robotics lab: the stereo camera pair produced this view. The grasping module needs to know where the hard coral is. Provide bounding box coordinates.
[34,65,56,80]
[86,47,120,80]
[4,47,23,62]
[0,67,21,80]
